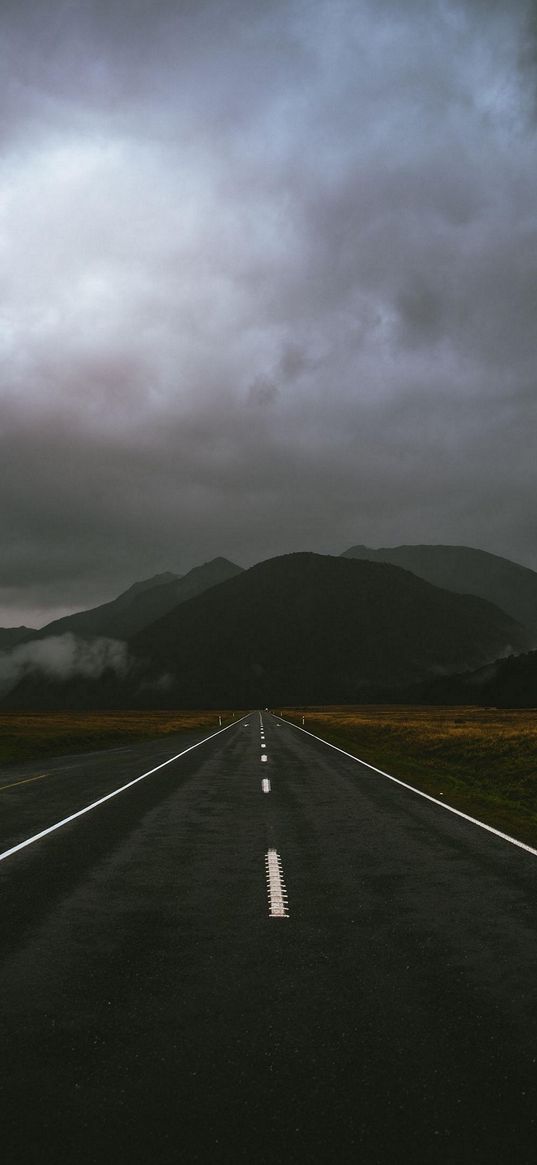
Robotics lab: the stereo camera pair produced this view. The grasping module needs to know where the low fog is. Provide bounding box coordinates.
[0,635,128,697]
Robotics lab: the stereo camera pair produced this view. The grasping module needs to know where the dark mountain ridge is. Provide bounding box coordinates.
[341,543,537,633]
[0,627,37,650]
[3,552,528,710]
[2,543,534,652]
[7,558,243,643]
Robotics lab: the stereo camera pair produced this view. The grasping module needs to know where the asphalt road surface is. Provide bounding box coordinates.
[1,712,537,1164]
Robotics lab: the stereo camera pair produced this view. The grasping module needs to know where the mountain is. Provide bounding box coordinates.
[0,627,36,649]
[341,544,537,634]
[4,552,528,710]
[411,649,537,707]
[26,558,243,641]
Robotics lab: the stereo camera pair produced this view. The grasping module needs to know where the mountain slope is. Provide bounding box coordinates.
[413,649,537,707]
[129,553,526,706]
[27,558,243,641]
[341,544,537,633]
[0,627,36,649]
[5,552,526,709]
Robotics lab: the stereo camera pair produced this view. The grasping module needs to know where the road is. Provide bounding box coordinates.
[1,712,537,1163]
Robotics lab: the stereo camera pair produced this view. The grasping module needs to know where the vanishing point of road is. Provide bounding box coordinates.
[1,712,536,1163]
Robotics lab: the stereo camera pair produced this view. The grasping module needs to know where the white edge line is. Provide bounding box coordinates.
[274,714,537,859]
[0,714,251,865]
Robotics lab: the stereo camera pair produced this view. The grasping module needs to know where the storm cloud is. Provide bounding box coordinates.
[1,0,536,625]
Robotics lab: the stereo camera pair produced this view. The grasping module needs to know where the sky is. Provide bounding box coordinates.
[1,0,537,627]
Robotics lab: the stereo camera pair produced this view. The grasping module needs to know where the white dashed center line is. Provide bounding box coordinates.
[261,754,268,762]
[262,778,271,793]
[265,849,289,917]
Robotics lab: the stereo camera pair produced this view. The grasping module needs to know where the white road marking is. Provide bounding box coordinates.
[261,743,266,749]
[0,715,250,865]
[275,716,537,859]
[261,754,268,763]
[262,778,271,793]
[265,848,289,917]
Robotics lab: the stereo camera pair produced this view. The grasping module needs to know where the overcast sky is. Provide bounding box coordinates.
[1,0,537,626]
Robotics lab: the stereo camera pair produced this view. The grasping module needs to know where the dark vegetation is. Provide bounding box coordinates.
[414,648,537,707]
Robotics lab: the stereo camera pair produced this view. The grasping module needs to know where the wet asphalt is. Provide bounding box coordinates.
[1,712,537,1164]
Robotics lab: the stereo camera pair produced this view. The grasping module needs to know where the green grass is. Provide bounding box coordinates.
[0,710,239,766]
[281,706,537,848]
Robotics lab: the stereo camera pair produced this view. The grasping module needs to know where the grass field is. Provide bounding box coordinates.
[0,710,238,766]
[281,706,537,848]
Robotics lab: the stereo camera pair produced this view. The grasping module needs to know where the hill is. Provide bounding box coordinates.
[341,544,537,633]
[0,627,36,649]
[25,558,243,641]
[413,649,537,707]
[4,553,528,709]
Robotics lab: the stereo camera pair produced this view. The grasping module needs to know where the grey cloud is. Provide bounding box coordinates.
[248,376,280,406]
[247,343,312,405]
[277,344,313,382]
[0,0,536,624]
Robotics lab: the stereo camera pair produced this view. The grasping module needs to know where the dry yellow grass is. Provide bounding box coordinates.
[282,705,537,846]
[0,710,238,766]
